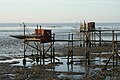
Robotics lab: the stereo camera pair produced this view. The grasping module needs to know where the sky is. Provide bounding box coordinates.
[0,0,120,23]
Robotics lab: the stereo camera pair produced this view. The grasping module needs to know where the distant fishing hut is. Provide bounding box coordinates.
[80,21,120,70]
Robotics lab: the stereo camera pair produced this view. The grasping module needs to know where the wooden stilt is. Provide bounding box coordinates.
[99,29,101,47]
[53,34,55,63]
[115,35,118,66]
[36,25,39,63]
[23,22,26,66]
[86,31,90,65]
[112,31,115,68]
[67,33,70,64]
[43,43,45,65]
[36,42,39,63]
[51,41,53,63]
[23,41,26,66]
[39,43,42,65]
[71,33,73,64]
[39,25,42,65]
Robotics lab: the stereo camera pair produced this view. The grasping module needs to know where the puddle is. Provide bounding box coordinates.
[58,73,82,79]
[54,56,85,72]
[0,58,33,67]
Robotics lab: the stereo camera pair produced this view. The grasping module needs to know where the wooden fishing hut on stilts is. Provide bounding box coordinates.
[11,23,59,66]
[80,21,120,71]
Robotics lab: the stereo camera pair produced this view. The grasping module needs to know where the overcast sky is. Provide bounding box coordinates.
[0,0,120,23]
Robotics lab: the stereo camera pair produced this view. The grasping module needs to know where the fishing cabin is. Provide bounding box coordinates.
[35,29,52,43]
[80,21,95,32]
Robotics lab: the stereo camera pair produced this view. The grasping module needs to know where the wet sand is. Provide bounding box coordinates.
[0,59,120,80]
[0,63,60,80]
[0,49,120,80]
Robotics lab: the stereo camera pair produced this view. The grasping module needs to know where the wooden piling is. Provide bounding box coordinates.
[43,43,45,65]
[53,33,55,63]
[36,25,39,63]
[23,22,26,66]
[99,29,101,47]
[51,41,53,63]
[112,31,115,68]
[67,33,70,64]
[85,31,91,65]
[39,25,42,65]
[71,33,73,64]
[115,35,118,66]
